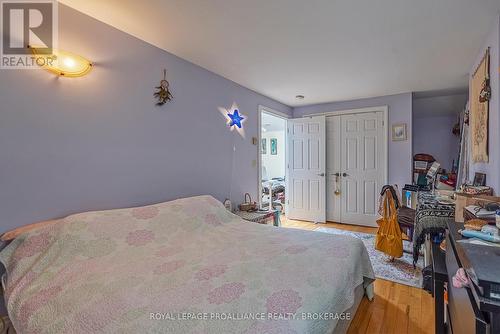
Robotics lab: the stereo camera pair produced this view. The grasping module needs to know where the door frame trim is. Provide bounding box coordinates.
[257,105,290,209]
[303,105,388,117]
[303,105,389,187]
[305,106,389,224]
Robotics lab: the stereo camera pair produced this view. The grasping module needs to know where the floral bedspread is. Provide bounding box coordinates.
[0,196,374,334]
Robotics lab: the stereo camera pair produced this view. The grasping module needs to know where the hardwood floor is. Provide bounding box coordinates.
[281,217,435,334]
[282,219,378,234]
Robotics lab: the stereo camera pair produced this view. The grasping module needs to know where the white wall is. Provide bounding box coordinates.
[262,131,286,180]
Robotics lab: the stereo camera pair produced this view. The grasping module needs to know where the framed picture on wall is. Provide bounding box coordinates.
[261,138,267,154]
[392,123,407,141]
[271,138,278,155]
[473,172,487,186]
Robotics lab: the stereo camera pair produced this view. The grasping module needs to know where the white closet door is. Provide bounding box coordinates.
[326,116,342,222]
[287,116,326,223]
[340,112,386,227]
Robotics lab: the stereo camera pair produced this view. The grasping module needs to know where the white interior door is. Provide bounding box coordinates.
[340,112,386,227]
[326,116,342,222]
[287,116,326,223]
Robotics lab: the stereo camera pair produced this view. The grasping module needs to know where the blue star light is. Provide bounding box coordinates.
[228,109,244,128]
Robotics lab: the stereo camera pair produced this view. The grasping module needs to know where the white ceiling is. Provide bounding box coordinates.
[60,0,500,107]
[413,93,468,118]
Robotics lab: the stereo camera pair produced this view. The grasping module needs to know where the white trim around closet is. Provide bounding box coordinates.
[303,105,389,187]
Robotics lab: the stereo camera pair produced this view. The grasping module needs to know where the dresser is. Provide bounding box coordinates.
[432,221,500,334]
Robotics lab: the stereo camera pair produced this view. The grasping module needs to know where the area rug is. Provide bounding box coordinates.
[315,227,424,288]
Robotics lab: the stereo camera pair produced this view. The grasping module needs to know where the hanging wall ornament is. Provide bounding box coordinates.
[154,69,173,106]
[471,48,490,163]
[479,78,492,103]
[479,48,491,103]
[218,103,246,138]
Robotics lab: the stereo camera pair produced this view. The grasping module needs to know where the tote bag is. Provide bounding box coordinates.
[375,190,403,258]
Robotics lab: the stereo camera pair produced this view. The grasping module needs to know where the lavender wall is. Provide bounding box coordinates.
[469,15,500,192]
[412,93,467,171]
[0,5,291,232]
[292,93,413,190]
[413,115,459,171]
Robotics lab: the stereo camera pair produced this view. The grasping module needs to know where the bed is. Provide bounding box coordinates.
[0,195,374,334]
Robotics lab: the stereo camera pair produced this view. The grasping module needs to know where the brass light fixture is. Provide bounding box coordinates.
[29,46,93,77]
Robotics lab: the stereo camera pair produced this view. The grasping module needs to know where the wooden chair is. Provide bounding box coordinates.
[379,186,416,242]
[397,206,416,242]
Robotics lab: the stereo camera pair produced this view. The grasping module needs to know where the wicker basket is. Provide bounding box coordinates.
[238,193,257,212]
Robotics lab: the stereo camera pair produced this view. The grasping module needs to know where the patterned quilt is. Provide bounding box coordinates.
[0,196,374,334]
[412,192,455,264]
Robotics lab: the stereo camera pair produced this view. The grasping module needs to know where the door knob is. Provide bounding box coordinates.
[318,173,325,177]
[342,173,349,177]
[332,172,341,177]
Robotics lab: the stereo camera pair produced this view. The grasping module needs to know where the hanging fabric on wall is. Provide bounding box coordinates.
[470,48,490,163]
[456,103,470,188]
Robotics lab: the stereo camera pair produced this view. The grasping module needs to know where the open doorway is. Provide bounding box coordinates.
[258,107,288,212]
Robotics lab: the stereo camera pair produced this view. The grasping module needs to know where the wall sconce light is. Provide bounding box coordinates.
[29,46,93,77]
[218,103,246,138]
